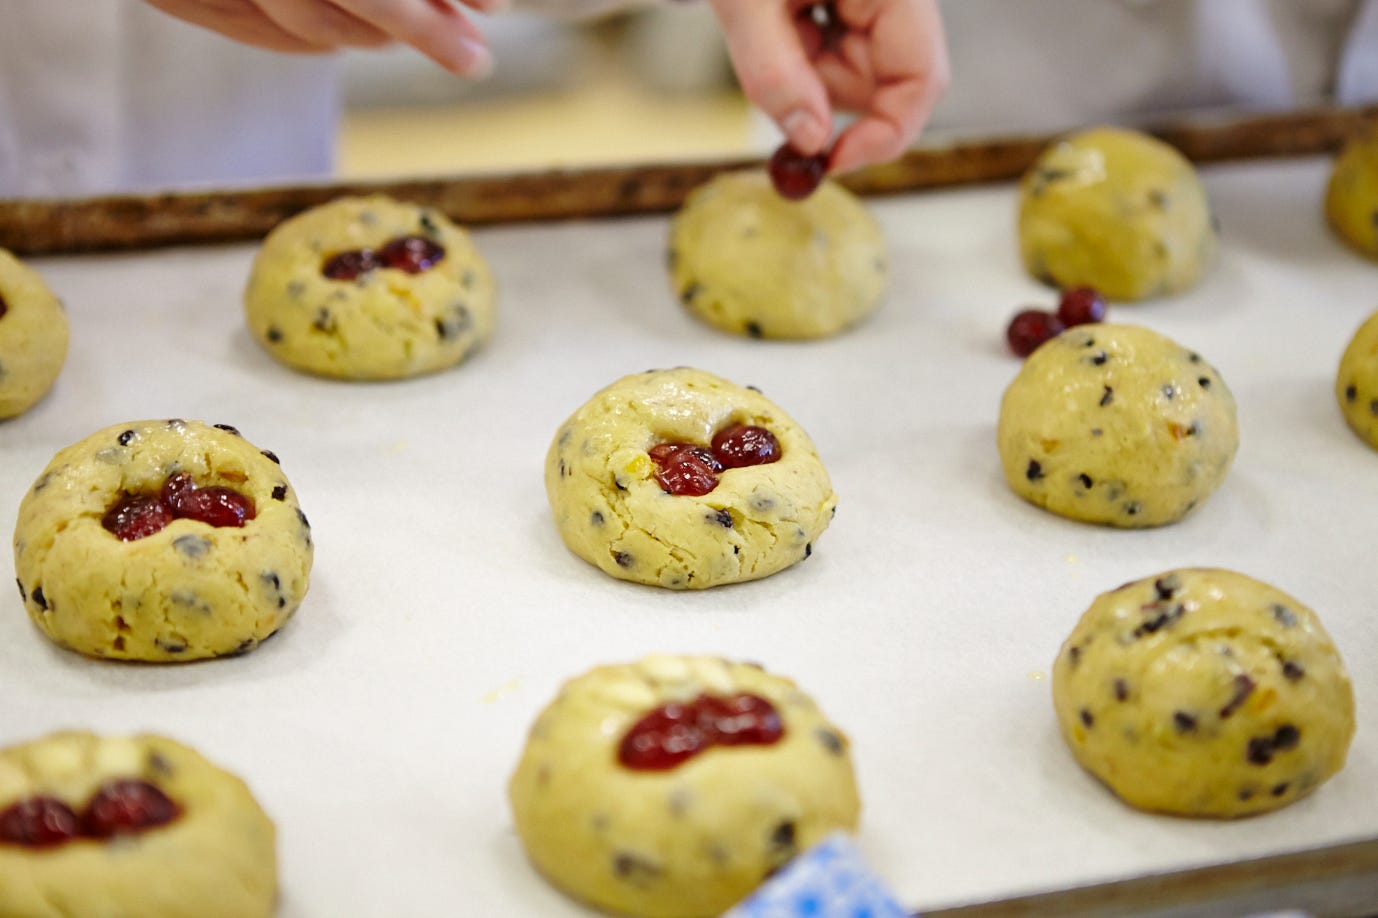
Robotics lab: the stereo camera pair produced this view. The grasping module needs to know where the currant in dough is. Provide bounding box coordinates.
[508,655,861,918]
[1018,127,1217,301]
[0,248,69,419]
[545,368,837,589]
[1053,569,1355,817]
[668,171,887,339]
[1337,309,1378,450]
[1325,126,1378,260]
[12,419,313,661]
[997,324,1238,527]
[0,731,276,918]
[244,195,496,380]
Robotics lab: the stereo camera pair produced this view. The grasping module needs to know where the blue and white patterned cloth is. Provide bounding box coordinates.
[724,834,909,918]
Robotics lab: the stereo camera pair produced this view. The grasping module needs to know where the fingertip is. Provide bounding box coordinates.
[781,109,830,156]
[826,144,862,176]
[464,42,495,80]
[437,38,494,79]
[828,124,905,175]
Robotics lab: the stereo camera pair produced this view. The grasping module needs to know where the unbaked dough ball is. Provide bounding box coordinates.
[668,171,887,339]
[1018,127,1217,301]
[244,195,496,380]
[509,655,860,918]
[1053,569,1355,818]
[1325,126,1378,260]
[0,248,68,419]
[0,731,276,918]
[545,368,837,589]
[997,324,1237,527]
[1338,309,1378,449]
[13,419,313,661]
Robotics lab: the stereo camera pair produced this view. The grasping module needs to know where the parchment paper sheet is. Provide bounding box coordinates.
[1,156,1374,916]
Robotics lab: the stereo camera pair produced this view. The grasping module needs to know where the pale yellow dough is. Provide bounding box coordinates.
[1325,126,1378,260]
[1337,309,1378,450]
[244,195,496,379]
[0,732,276,918]
[1018,127,1217,301]
[13,419,313,661]
[1053,569,1355,818]
[509,655,861,918]
[545,368,837,589]
[668,172,887,339]
[0,248,69,419]
[998,324,1238,527]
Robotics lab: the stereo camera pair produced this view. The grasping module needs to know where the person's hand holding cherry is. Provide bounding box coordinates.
[144,0,949,198]
[710,0,950,196]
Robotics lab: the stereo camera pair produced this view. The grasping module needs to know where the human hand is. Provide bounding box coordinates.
[708,0,949,174]
[143,0,503,77]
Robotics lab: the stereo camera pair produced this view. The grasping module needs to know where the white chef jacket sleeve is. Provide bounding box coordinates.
[0,0,338,198]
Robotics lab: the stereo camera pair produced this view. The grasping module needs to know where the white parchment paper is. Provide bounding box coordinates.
[1,156,1375,916]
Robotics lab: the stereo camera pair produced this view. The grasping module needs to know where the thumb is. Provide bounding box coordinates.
[709,0,832,154]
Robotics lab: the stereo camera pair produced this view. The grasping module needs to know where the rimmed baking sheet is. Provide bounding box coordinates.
[1,122,1376,916]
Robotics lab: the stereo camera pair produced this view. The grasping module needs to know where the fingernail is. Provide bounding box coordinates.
[782,110,825,153]
[458,40,494,80]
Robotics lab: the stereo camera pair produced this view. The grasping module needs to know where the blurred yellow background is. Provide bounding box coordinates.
[337,10,758,178]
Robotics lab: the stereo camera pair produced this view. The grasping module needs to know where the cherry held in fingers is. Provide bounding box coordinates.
[769,144,828,201]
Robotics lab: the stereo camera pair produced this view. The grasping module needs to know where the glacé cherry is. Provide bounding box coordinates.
[1006,309,1065,357]
[802,2,847,53]
[649,443,723,497]
[769,143,828,201]
[322,249,382,281]
[322,235,446,280]
[379,235,445,273]
[711,424,781,468]
[102,475,256,541]
[619,693,784,770]
[102,495,175,542]
[82,780,180,838]
[162,474,256,528]
[0,797,80,847]
[1056,287,1107,327]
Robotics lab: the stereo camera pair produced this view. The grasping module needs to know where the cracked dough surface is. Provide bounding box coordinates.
[0,248,69,419]
[0,731,276,918]
[998,324,1238,528]
[1052,569,1355,818]
[1018,127,1217,301]
[12,419,313,661]
[244,195,496,380]
[1337,309,1378,450]
[508,655,860,918]
[668,171,887,339]
[545,368,837,589]
[1325,126,1378,260]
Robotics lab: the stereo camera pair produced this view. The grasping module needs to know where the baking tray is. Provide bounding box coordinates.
[1,108,1376,917]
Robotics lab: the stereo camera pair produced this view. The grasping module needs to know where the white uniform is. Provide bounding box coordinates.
[1,0,1377,198]
[0,2,338,197]
[930,0,1378,135]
